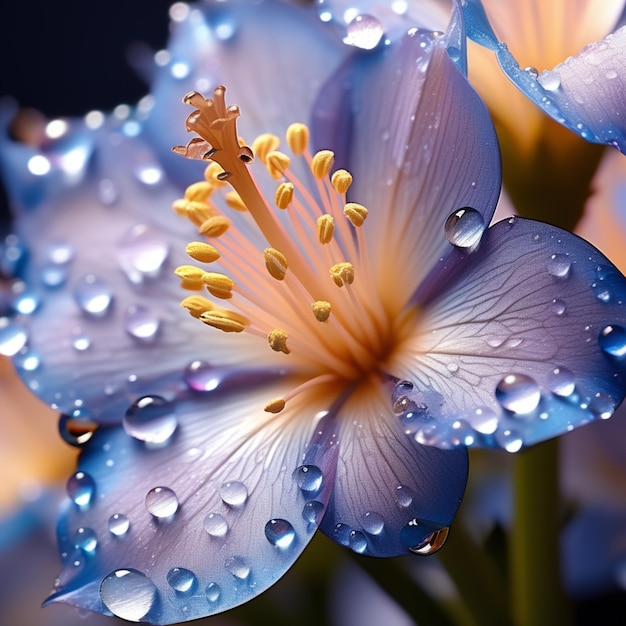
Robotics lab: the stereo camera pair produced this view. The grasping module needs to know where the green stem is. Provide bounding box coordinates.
[510,439,572,626]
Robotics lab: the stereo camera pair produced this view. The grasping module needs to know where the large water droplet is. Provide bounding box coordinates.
[117,224,169,284]
[74,274,113,316]
[349,530,368,553]
[124,305,160,342]
[538,69,561,91]
[108,513,131,537]
[100,569,157,621]
[302,500,324,525]
[547,254,571,279]
[495,428,524,452]
[123,395,178,444]
[203,513,228,538]
[599,324,626,357]
[293,465,323,495]
[400,519,449,555]
[219,481,248,506]
[496,374,541,414]
[344,14,384,50]
[548,367,576,397]
[465,406,498,434]
[590,393,615,420]
[167,567,197,593]
[360,511,385,535]
[444,207,485,249]
[205,582,221,603]
[59,410,98,447]
[145,486,179,519]
[224,555,250,580]
[67,471,95,507]
[265,519,296,549]
[73,527,98,553]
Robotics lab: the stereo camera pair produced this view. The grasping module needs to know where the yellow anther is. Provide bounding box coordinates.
[172,198,190,217]
[330,262,355,287]
[180,295,214,318]
[344,202,368,227]
[266,150,291,179]
[175,265,205,290]
[275,182,294,209]
[185,241,220,263]
[199,215,231,237]
[264,248,288,281]
[264,398,286,414]
[268,328,291,354]
[286,123,309,156]
[311,150,335,179]
[312,300,332,322]
[331,169,353,194]
[252,133,281,163]
[202,272,235,299]
[224,190,248,212]
[184,181,213,202]
[317,214,335,244]
[200,310,248,333]
[204,162,228,187]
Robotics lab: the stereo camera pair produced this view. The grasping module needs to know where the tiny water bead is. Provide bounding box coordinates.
[293,465,323,494]
[265,519,296,549]
[219,480,248,506]
[145,486,179,519]
[100,569,158,622]
[123,395,178,444]
[224,555,250,580]
[167,567,198,593]
[203,513,229,538]
[73,274,113,316]
[495,373,541,415]
[108,513,131,537]
[444,207,485,250]
[67,471,96,507]
[599,324,626,357]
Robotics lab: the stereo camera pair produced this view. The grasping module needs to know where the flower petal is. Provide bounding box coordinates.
[463,0,626,151]
[313,385,468,556]
[316,3,501,303]
[47,383,331,624]
[391,216,626,450]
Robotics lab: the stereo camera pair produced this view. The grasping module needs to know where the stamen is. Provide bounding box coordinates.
[202,272,235,299]
[344,202,368,227]
[312,300,332,322]
[185,241,220,263]
[175,265,205,290]
[317,214,335,244]
[224,190,248,212]
[264,398,286,414]
[185,181,213,202]
[264,248,288,281]
[311,150,335,179]
[268,328,291,354]
[330,262,355,287]
[180,295,214,318]
[199,215,231,237]
[275,182,294,209]
[200,309,248,333]
[331,169,353,194]
[266,150,291,179]
[286,123,309,156]
[205,163,229,187]
[252,133,281,164]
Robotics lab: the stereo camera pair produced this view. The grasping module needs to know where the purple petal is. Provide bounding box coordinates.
[47,384,331,624]
[390,217,626,450]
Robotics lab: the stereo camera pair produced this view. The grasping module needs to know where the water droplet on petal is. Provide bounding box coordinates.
[400,519,449,555]
[395,484,414,508]
[293,465,323,495]
[117,224,169,284]
[67,471,95,507]
[73,527,98,553]
[496,374,541,414]
[551,299,566,315]
[72,333,91,351]
[465,406,498,434]
[224,555,250,580]
[444,207,485,249]
[0,323,28,356]
[167,567,197,593]
[548,367,576,397]
[495,428,524,452]
[145,486,179,519]
[332,523,352,546]
[205,582,221,603]
[344,14,384,49]
[302,500,324,525]
[100,569,157,621]
[265,519,296,549]
[59,411,98,447]
[538,69,561,91]
[123,395,178,444]
[599,324,626,357]
[108,513,130,537]
[124,305,161,342]
[183,360,220,391]
[547,254,571,278]
[360,511,385,535]
[349,530,368,553]
[203,513,228,537]
[219,481,248,506]
[41,264,68,288]
[590,393,615,420]
[74,274,113,316]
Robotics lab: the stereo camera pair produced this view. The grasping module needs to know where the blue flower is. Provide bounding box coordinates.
[1,1,626,624]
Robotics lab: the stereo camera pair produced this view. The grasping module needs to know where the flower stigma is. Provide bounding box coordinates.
[172,86,418,414]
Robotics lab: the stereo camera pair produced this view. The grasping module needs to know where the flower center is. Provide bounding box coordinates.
[173,87,415,412]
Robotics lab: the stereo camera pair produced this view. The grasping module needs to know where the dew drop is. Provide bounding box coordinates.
[444,207,485,249]
[100,569,157,622]
[360,511,385,535]
[547,253,571,278]
[551,298,566,315]
[183,360,220,391]
[58,410,98,447]
[524,66,539,78]
[67,471,95,507]
[332,523,352,547]
[124,305,161,342]
[74,274,113,316]
[219,481,248,506]
[590,393,615,420]
[495,428,524,452]
[496,374,541,414]
[395,484,414,508]
[465,406,498,434]
[117,224,169,284]
[548,367,576,397]
[400,519,449,555]
[599,324,626,357]
[72,333,91,352]
[145,486,179,518]
[293,465,323,494]
[73,527,98,553]
[344,14,384,50]
[41,264,68,288]
[205,582,221,603]
[538,69,561,91]
[123,395,178,444]
[0,323,28,356]
[108,513,130,537]
[349,530,368,553]
[167,567,197,593]
[224,555,250,580]
[265,519,296,549]
[203,513,228,538]
[302,500,324,525]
